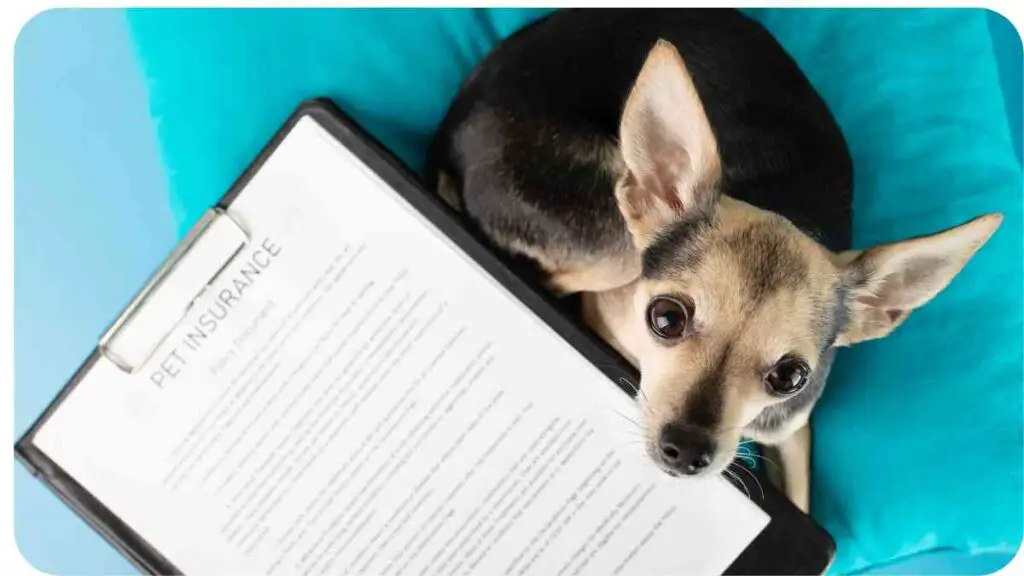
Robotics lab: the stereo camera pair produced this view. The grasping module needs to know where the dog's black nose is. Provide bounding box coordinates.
[658,424,715,475]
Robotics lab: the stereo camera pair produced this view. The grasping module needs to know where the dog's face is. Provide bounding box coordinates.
[616,41,1001,478]
[629,197,844,476]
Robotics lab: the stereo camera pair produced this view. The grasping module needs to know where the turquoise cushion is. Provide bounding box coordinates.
[745,8,1023,573]
[124,8,1023,574]
[124,8,553,231]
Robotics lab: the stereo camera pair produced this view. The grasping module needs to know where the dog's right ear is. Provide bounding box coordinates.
[618,40,721,247]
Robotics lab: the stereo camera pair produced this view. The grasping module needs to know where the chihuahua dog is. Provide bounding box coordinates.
[426,8,1000,513]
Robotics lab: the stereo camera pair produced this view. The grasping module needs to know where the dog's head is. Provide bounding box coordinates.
[616,40,1002,478]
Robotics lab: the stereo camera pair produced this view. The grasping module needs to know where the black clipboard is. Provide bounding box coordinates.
[15,98,835,575]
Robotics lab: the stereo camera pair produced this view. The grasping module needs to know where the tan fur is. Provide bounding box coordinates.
[584,200,1000,507]
[580,42,1001,507]
[835,214,1002,346]
[436,170,462,211]
[585,198,838,468]
[767,422,812,513]
[617,40,722,248]
[549,254,641,295]
[582,284,643,367]
[448,38,1003,509]
[757,412,813,510]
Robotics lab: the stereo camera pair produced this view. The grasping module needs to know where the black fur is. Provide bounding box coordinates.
[427,8,853,264]
[642,213,713,279]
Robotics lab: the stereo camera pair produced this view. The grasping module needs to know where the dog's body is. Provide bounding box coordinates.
[427,8,1000,513]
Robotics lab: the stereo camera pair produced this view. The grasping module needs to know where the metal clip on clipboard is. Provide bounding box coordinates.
[98,207,251,375]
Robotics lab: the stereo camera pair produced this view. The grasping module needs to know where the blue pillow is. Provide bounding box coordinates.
[124,8,553,232]
[124,8,1023,573]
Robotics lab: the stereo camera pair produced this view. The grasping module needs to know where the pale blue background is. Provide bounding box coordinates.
[12,8,1020,575]
[14,9,173,575]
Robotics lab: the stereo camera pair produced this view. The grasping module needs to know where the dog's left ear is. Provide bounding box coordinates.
[835,214,1002,346]
[617,39,721,247]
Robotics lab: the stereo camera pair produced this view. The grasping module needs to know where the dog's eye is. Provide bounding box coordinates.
[764,356,810,396]
[646,296,692,340]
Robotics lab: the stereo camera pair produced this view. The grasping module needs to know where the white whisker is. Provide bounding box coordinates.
[733,462,764,500]
[724,467,751,500]
[618,376,649,403]
[609,408,642,430]
[736,453,757,469]
[736,449,781,473]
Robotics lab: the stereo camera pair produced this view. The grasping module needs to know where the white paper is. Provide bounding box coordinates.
[33,116,769,576]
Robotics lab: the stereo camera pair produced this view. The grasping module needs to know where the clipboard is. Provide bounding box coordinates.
[15,98,835,575]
